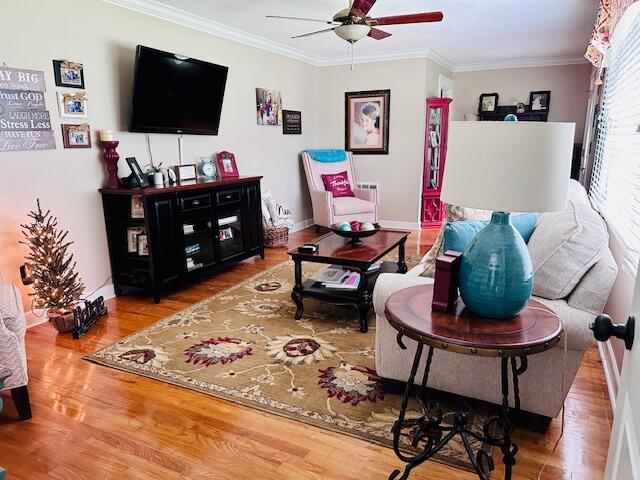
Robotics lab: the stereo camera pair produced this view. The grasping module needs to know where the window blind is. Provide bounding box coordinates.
[588,7,640,276]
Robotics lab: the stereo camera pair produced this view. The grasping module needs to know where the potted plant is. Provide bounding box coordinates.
[144,161,164,187]
[20,200,85,333]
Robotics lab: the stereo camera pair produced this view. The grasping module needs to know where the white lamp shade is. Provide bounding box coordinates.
[441,122,575,212]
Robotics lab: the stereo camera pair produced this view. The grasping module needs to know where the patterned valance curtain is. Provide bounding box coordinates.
[585,0,637,66]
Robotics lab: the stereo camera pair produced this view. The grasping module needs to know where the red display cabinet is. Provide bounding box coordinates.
[421,97,452,228]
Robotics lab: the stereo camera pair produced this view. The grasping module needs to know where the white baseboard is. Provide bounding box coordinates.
[289,218,314,233]
[597,339,620,411]
[378,220,421,230]
[26,283,116,329]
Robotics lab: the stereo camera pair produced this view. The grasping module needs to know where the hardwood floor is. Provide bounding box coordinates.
[0,227,611,479]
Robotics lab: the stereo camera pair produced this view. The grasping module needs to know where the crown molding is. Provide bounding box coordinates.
[425,48,456,72]
[101,0,320,65]
[453,56,588,73]
[101,0,588,73]
[316,47,430,67]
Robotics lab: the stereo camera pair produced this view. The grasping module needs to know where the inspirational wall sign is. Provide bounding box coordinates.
[0,66,56,152]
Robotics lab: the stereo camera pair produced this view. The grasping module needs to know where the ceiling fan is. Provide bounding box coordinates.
[267,0,443,44]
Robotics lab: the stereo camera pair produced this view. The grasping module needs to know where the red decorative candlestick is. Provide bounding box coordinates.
[100,140,120,189]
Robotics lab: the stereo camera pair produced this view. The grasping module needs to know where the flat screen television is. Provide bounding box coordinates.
[129,45,228,135]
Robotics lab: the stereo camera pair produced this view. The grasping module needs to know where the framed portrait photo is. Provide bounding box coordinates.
[61,123,91,148]
[126,157,150,188]
[345,90,390,155]
[57,92,87,118]
[479,93,499,113]
[529,90,551,112]
[53,59,85,88]
[215,151,239,179]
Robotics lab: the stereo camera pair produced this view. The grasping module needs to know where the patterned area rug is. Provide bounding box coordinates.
[87,260,490,472]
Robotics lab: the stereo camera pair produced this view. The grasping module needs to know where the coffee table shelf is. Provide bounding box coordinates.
[288,230,410,332]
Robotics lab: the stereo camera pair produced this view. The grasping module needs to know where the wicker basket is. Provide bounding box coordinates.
[263,225,289,248]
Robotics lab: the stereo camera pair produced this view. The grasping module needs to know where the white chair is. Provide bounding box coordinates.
[302,151,379,228]
[0,273,31,420]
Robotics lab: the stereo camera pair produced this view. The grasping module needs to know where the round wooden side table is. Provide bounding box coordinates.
[384,285,562,480]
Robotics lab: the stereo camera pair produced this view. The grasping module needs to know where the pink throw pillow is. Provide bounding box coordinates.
[321,171,355,197]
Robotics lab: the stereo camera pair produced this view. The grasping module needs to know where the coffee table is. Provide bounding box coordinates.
[287,229,410,333]
[384,285,562,479]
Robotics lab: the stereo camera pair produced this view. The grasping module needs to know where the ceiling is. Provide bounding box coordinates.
[109,0,598,70]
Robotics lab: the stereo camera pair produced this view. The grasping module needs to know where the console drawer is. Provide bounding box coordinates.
[216,189,241,205]
[179,193,211,211]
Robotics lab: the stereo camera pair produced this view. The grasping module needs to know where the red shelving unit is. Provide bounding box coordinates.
[421,97,452,228]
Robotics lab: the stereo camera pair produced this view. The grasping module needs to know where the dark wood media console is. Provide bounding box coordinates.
[100,176,264,303]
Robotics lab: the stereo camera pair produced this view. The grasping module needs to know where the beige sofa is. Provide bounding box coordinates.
[373,182,617,427]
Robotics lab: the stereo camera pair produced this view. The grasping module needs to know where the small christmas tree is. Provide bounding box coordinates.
[20,199,84,312]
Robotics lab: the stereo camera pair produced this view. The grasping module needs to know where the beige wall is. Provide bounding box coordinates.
[317,58,452,224]
[452,64,592,141]
[0,0,318,309]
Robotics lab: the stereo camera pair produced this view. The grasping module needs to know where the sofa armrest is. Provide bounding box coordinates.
[353,187,377,204]
[373,273,434,319]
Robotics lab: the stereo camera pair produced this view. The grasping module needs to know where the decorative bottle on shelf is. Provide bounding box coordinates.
[421,97,452,228]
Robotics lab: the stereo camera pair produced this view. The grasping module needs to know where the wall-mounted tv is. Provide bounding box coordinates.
[129,45,228,135]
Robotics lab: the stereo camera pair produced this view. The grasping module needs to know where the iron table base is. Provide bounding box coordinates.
[389,334,527,480]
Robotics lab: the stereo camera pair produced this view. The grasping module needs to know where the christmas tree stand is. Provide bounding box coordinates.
[48,309,75,333]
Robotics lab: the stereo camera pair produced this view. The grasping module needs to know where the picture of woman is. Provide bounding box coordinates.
[352,101,381,146]
[345,90,390,154]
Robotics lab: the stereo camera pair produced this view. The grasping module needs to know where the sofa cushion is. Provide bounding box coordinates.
[443,213,537,253]
[418,205,492,278]
[332,196,376,216]
[568,248,618,315]
[567,179,590,206]
[528,201,608,300]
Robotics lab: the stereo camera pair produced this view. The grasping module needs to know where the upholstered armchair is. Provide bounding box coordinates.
[302,151,379,228]
[0,272,31,420]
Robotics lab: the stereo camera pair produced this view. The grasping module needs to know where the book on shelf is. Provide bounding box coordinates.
[310,265,349,284]
[323,271,360,290]
[366,260,383,272]
[185,243,200,255]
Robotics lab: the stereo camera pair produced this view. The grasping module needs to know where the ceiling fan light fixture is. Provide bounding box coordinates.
[334,24,371,42]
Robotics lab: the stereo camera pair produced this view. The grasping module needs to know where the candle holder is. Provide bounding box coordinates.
[100,140,120,189]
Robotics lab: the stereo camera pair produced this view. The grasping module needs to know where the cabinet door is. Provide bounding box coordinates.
[146,194,182,284]
[242,182,262,251]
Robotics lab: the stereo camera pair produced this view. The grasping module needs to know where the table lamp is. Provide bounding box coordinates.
[440,122,575,318]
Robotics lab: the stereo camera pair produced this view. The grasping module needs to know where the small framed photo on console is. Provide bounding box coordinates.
[215,151,239,179]
[126,157,150,188]
[173,164,197,181]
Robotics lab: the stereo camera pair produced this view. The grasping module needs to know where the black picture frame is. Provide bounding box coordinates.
[52,59,85,89]
[529,90,551,112]
[479,93,499,113]
[345,89,390,155]
[126,157,150,188]
[282,110,302,135]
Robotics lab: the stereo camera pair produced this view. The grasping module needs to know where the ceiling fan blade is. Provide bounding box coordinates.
[349,0,377,17]
[368,27,391,40]
[291,27,337,39]
[266,15,340,25]
[371,11,443,26]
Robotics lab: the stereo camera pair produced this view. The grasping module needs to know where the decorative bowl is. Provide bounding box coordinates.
[330,223,381,244]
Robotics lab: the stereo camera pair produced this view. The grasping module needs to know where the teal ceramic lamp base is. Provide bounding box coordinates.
[458,211,533,318]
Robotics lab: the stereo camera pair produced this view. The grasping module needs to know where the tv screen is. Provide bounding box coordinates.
[129,45,228,135]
